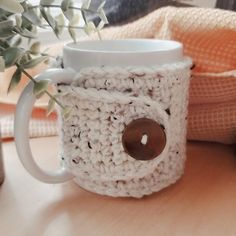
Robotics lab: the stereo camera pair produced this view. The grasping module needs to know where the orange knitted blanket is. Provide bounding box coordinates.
[96,7,236,144]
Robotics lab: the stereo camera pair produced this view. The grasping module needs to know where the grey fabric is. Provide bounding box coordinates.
[216,0,236,10]
[86,0,192,26]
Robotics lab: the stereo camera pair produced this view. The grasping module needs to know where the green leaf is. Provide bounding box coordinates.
[33,79,50,96]
[81,10,87,24]
[40,7,59,37]
[22,56,48,69]
[81,0,91,9]
[97,1,108,24]
[40,6,56,29]
[2,47,23,68]
[30,42,41,55]
[18,53,30,65]
[68,27,76,42]
[97,1,106,12]
[84,21,96,36]
[61,0,74,20]
[10,36,22,47]
[21,16,31,29]
[61,0,71,12]
[0,40,10,51]
[30,25,37,35]
[97,21,105,30]
[20,1,29,12]
[7,67,21,93]
[15,15,22,28]
[98,8,108,24]
[46,97,55,116]
[0,0,24,13]
[17,28,37,39]
[0,20,15,39]
[62,106,71,120]
[28,38,32,46]
[40,0,55,4]
[68,14,79,42]
[23,8,42,26]
[55,13,65,36]
[0,56,5,72]
[70,14,80,26]
[35,91,45,99]
[44,57,50,65]
[64,9,74,21]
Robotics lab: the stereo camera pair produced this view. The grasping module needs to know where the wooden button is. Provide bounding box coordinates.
[122,118,166,161]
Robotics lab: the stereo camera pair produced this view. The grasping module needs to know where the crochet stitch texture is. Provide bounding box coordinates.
[57,58,191,198]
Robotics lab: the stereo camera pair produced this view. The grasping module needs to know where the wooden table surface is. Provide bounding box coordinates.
[1,137,236,236]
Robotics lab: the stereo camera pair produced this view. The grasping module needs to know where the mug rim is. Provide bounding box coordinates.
[64,39,183,54]
[63,39,183,69]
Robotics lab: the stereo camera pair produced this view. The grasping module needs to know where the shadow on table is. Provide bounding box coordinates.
[25,142,236,236]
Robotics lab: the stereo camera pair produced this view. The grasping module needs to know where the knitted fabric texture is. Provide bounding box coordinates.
[57,58,191,198]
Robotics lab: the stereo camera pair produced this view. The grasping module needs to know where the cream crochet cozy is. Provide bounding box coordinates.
[57,58,191,198]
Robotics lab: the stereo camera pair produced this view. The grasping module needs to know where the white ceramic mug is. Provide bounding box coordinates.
[15,39,192,197]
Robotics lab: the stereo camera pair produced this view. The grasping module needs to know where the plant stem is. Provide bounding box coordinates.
[16,63,65,109]
[43,23,102,40]
[42,24,84,30]
[81,11,87,24]
[96,29,102,40]
[26,49,56,59]
[45,90,64,109]
[16,63,37,83]
[40,52,56,59]
[29,4,96,14]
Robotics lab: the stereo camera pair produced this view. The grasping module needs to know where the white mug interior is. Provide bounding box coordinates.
[63,39,183,70]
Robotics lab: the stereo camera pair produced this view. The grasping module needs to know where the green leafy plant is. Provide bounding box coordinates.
[0,0,108,117]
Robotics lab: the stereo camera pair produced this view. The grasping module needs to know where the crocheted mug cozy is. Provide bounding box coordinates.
[57,58,192,198]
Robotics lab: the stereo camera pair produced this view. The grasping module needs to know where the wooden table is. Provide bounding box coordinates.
[1,137,236,236]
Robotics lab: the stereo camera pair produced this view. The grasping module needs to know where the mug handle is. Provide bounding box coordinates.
[14,68,76,183]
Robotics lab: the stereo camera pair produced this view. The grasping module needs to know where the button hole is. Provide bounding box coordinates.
[141,134,148,145]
